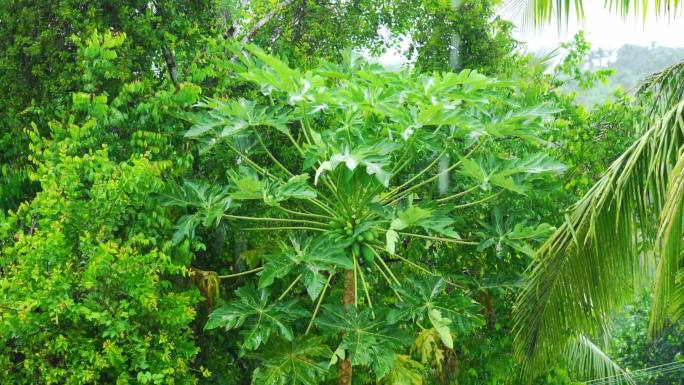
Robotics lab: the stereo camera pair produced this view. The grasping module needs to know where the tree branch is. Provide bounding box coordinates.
[162,46,180,92]
[240,0,295,43]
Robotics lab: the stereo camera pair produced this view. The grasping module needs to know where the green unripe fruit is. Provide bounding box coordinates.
[361,244,374,264]
[363,231,375,242]
[346,229,353,236]
[351,242,360,256]
[356,235,364,242]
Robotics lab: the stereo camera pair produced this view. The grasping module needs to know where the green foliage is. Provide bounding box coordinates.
[0,148,200,384]
[173,43,567,384]
[388,278,485,348]
[0,1,658,384]
[609,291,684,384]
[205,286,307,353]
[513,32,684,385]
[0,0,214,211]
[258,239,352,300]
[251,336,332,385]
[317,306,409,378]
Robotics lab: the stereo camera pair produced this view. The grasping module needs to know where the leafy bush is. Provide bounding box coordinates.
[0,147,200,384]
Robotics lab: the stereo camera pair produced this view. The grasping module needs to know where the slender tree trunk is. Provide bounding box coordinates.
[162,46,180,92]
[339,268,355,385]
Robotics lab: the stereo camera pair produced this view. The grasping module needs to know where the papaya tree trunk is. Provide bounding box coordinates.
[338,268,355,385]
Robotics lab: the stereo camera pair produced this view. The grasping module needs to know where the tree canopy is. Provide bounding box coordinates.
[1,1,683,384]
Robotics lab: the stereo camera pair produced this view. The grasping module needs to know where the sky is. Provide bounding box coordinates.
[376,2,684,66]
[517,1,684,53]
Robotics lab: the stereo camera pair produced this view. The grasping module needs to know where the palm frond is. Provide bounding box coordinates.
[637,60,684,119]
[501,0,683,29]
[500,0,582,31]
[513,98,684,377]
[566,335,634,384]
[651,148,684,331]
[671,271,684,320]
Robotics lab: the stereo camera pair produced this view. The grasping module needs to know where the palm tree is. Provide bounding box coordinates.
[509,1,684,381]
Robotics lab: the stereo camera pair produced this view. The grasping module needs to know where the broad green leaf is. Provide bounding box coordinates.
[390,205,459,238]
[229,173,316,205]
[394,206,432,230]
[259,238,351,300]
[316,306,408,378]
[476,209,555,258]
[460,154,564,194]
[186,97,292,140]
[230,174,265,200]
[267,174,317,204]
[251,336,332,385]
[388,277,484,339]
[162,181,234,244]
[459,158,487,188]
[205,286,307,353]
[259,254,293,289]
[379,355,425,385]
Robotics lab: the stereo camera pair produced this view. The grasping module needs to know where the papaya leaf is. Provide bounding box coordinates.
[251,336,332,385]
[161,181,234,244]
[428,309,453,349]
[388,277,483,341]
[386,229,400,254]
[205,286,307,353]
[316,305,409,379]
[476,209,556,258]
[186,98,292,139]
[229,172,316,205]
[266,174,317,204]
[390,205,459,238]
[379,354,425,385]
[259,237,351,300]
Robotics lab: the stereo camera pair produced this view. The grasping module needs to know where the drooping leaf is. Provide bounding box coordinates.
[476,209,556,258]
[379,354,425,385]
[459,154,565,194]
[386,229,400,254]
[229,171,265,200]
[229,172,317,205]
[414,328,445,373]
[428,309,453,349]
[266,174,317,204]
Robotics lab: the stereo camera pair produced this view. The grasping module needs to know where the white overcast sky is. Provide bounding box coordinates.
[517,1,684,52]
[377,2,684,66]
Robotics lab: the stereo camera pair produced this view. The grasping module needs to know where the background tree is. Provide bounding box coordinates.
[513,39,684,384]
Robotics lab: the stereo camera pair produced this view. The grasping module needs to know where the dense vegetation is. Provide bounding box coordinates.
[1,1,682,384]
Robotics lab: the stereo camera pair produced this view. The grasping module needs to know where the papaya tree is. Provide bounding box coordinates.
[167,44,565,384]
